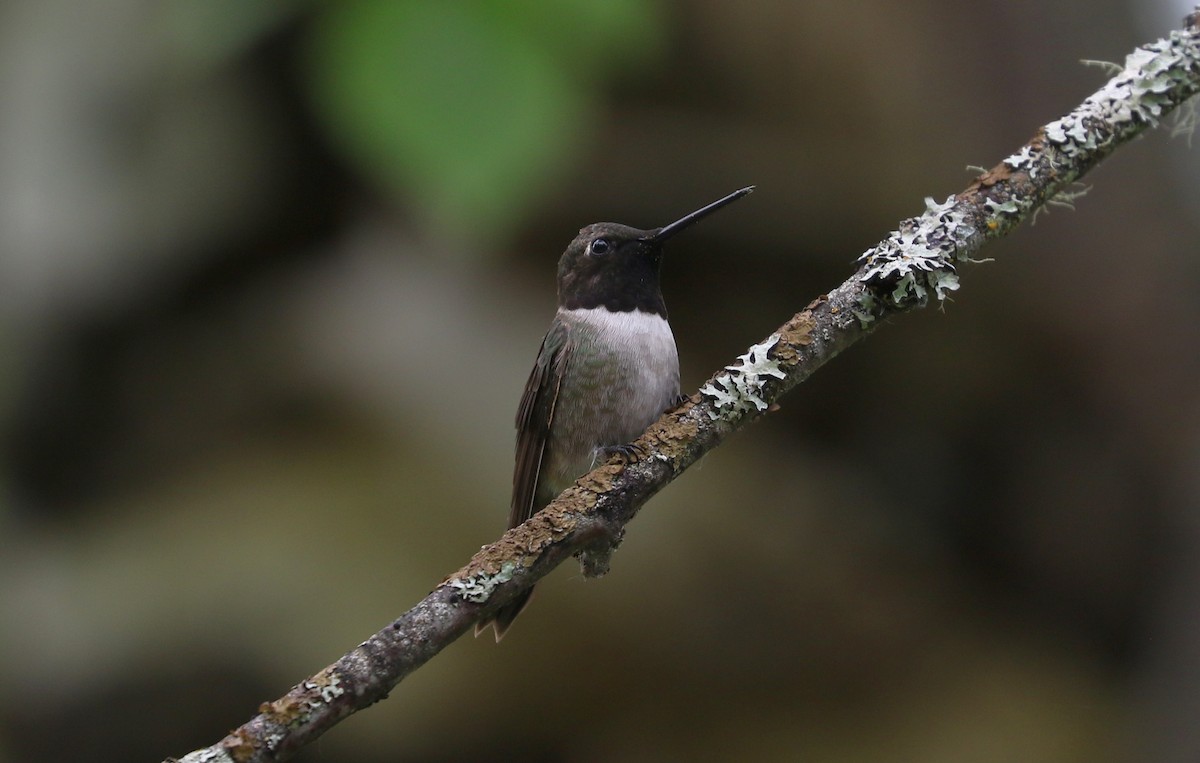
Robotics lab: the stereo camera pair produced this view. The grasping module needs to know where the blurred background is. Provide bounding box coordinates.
[1,1,1199,761]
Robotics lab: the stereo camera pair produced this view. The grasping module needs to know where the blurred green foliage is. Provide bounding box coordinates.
[305,0,664,246]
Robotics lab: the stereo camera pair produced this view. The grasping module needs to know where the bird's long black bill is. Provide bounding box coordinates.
[649,185,755,243]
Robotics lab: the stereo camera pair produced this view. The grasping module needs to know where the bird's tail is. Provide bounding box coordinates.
[475,587,535,642]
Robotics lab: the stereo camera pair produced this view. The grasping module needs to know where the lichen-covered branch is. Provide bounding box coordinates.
[167,12,1200,763]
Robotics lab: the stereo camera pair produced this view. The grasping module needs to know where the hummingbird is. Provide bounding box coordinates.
[478,186,754,641]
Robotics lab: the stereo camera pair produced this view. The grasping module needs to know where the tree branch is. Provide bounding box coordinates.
[168,11,1200,763]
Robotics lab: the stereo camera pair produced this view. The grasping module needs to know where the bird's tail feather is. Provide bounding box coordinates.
[474,587,535,642]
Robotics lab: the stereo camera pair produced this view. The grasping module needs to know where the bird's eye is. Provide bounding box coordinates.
[589,237,610,255]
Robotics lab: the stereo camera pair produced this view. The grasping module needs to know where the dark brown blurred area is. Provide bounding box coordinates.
[2,1,1199,762]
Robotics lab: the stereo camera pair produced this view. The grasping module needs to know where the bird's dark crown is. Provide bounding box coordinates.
[556,222,668,317]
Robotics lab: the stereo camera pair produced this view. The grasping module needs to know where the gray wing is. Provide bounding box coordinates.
[508,319,570,529]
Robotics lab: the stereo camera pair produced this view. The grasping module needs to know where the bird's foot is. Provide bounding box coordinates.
[600,443,644,463]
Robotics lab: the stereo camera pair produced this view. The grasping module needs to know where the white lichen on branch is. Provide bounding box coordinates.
[174,748,235,763]
[856,195,972,312]
[447,561,519,603]
[857,17,1200,319]
[699,334,785,418]
[1006,22,1200,182]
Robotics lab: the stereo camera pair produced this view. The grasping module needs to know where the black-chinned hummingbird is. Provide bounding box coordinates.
[478,186,755,641]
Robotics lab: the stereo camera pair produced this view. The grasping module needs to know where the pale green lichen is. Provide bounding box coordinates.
[1044,26,1200,163]
[984,198,1021,216]
[176,750,236,763]
[857,196,972,309]
[852,288,879,327]
[699,334,785,419]
[857,20,1200,314]
[304,675,345,707]
[447,561,518,603]
[1002,145,1041,179]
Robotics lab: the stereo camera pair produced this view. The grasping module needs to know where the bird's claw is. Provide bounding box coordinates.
[601,443,644,463]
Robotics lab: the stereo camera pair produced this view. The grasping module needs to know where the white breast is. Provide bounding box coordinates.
[539,307,680,500]
[563,307,678,368]
[562,307,680,411]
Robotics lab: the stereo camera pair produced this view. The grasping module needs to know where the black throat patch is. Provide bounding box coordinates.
[556,222,668,318]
